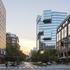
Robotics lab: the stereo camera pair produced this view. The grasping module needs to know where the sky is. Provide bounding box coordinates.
[2,0,70,55]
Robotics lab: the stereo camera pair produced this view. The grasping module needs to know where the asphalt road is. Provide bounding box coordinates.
[0,62,70,70]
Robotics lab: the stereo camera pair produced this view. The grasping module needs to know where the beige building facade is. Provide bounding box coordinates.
[56,15,70,58]
[0,0,6,55]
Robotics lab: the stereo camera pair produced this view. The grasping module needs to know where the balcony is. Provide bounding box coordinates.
[43,37,51,40]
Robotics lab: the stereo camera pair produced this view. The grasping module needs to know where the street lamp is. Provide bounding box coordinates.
[40,50,44,54]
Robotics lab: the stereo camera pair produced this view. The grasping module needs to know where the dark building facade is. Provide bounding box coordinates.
[6,33,19,46]
[56,15,70,58]
[6,33,20,61]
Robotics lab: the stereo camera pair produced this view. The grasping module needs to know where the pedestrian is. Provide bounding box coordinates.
[5,62,8,68]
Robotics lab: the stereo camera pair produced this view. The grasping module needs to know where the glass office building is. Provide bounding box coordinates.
[36,10,67,50]
[0,0,6,59]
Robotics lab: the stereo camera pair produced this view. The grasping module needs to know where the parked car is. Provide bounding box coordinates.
[6,61,17,66]
[47,62,52,65]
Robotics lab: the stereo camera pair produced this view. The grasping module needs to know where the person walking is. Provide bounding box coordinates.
[5,61,8,67]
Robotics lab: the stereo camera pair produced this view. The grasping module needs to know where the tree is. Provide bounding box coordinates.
[31,49,58,63]
[31,50,39,62]
[6,44,26,63]
[45,49,58,62]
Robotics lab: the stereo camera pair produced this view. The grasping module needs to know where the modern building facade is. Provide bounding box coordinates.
[36,10,67,50]
[6,33,19,47]
[0,0,6,62]
[6,33,20,61]
[56,15,70,58]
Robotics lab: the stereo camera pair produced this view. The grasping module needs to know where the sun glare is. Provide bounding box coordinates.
[19,38,36,55]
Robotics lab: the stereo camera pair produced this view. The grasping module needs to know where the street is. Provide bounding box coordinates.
[0,62,70,70]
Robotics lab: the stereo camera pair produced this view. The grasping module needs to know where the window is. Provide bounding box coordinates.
[57,32,61,41]
[12,38,16,41]
[62,26,67,38]
[64,26,67,37]
[12,40,16,43]
[57,33,59,42]
[68,23,70,35]
[62,28,64,39]
[58,32,61,41]
[43,19,51,24]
